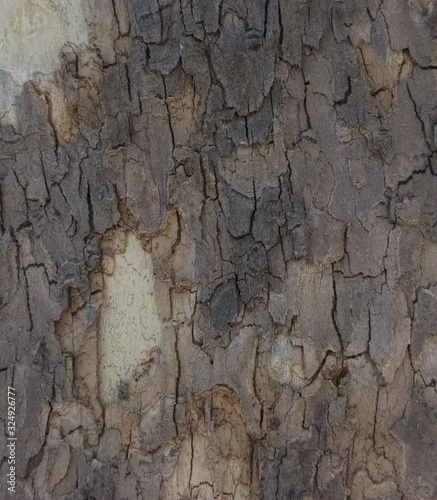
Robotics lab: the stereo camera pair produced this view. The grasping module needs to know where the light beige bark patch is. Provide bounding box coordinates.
[99,232,164,404]
[0,0,88,123]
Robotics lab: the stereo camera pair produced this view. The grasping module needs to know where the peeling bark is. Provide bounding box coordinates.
[1,1,437,499]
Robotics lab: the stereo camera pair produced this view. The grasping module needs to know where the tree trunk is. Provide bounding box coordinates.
[1,1,436,498]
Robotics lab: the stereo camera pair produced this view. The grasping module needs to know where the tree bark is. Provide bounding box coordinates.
[1,1,437,498]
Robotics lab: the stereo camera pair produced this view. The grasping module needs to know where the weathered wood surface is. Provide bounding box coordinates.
[0,1,436,498]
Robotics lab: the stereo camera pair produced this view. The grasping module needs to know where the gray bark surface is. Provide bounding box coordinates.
[1,1,437,498]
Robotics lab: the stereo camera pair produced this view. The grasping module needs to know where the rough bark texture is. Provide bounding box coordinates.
[1,1,437,499]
